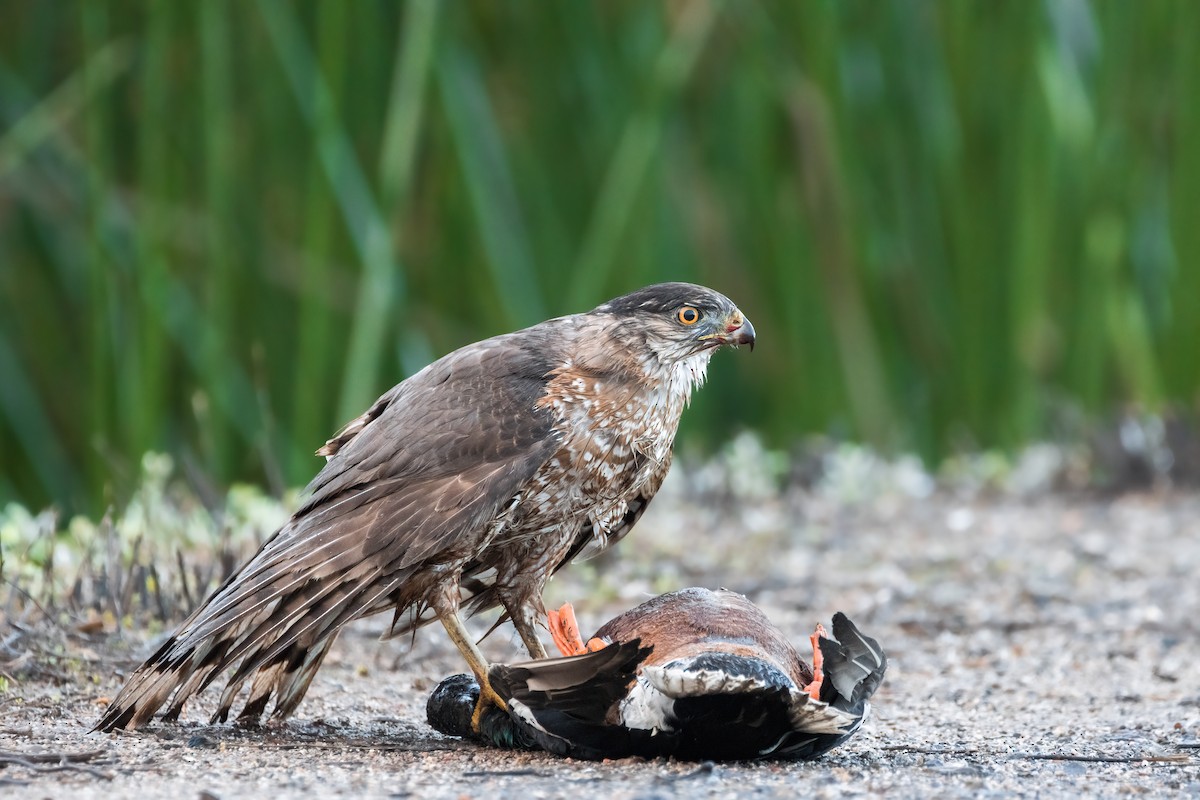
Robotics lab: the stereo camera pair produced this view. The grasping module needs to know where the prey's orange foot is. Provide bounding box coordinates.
[549,602,587,656]
[548,602,609,657]
[804,622,827,701]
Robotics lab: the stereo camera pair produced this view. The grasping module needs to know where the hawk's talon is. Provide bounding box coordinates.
[471,678,509,733]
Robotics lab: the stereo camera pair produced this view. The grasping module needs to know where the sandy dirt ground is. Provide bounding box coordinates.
[3,468,1199,798]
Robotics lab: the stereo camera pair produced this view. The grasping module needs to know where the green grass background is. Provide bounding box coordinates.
[1,1,1196,515]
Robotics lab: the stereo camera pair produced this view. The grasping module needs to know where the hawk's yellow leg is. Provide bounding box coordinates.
[437,610,508,732]
[514,620,549,661]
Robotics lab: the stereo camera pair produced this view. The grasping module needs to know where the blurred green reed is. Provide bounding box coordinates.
[0,1,1196,514]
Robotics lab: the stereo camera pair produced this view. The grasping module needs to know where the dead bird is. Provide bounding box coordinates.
[426,587,886,761]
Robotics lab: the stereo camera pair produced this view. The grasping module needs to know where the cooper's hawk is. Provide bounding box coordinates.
[94,283,754,732]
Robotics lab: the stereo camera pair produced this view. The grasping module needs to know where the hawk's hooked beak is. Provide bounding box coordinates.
[729,315,755,351]
[703,312,755,351]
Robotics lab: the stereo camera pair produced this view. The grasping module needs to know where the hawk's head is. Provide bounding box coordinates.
[594,283,755,364]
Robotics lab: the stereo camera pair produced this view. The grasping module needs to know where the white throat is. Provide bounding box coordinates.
[664,349,713,407]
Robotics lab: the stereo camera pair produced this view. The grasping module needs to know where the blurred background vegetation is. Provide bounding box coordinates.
[1,0,1197,516]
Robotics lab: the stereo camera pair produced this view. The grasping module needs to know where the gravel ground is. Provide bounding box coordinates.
[3,453,1199,798]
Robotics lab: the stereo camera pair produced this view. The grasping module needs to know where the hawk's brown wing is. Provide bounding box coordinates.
[95,331,562,731]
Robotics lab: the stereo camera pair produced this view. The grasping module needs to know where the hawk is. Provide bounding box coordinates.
[94,283,754,733]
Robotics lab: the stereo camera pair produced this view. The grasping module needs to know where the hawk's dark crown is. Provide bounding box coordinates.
[594,283,732,317]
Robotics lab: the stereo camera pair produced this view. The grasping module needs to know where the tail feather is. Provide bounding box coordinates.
[216,573,401,719]
[776,614,887,758]
[163,639,239,720]
[224,633,338,723]
[218,565,386,688]
[267,635,339,721]
[820,612,887,710]
[230,652,291,723]
[183,525,365,643]
[93,520,416,733]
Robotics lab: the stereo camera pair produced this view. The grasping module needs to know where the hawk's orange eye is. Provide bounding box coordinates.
[677,307,701,325]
